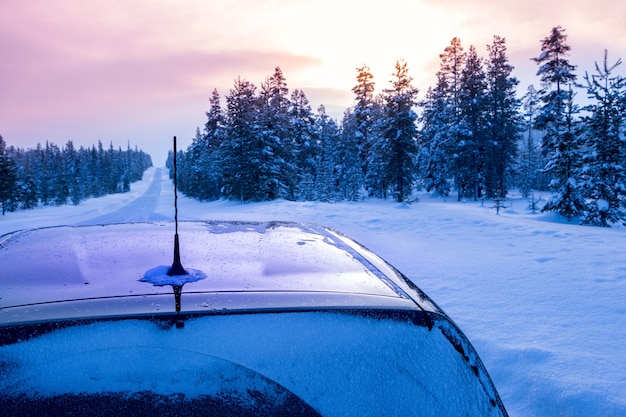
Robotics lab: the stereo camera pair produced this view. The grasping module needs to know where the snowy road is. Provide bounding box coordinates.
[0,167,172,236]
[74,168,170,225]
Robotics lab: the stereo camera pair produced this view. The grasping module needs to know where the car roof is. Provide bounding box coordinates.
[1,221,439,325]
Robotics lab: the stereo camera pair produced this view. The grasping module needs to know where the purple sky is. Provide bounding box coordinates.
[1,0,624,164]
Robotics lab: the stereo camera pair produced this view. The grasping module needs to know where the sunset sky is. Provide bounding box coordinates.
[1,0,625,164]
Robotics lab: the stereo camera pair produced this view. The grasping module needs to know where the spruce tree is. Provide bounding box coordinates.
[420,79,452,197]
[290,89,320,201]
[519,85,543,196]
[63,140,84,205]
[457,45,488,200]
[257,67,295,200]
[183,89,224,200]
[484,35,522,199]
[314,105,342,202]
[336,109,365,201]
[221,77,260,201]
[579,51,626,226]
[352,64,378,178]
[540,86,586,219]
[202,89,226,200]
[370,59,419,202]
[181,128,207,199]
[0,135,18,214]
[439,38,466,195]
[532,26,585,218]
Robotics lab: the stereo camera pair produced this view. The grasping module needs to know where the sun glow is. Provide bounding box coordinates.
[1,0,625,161]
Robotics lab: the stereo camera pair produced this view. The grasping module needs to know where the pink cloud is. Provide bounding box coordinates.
[0,1,322,137]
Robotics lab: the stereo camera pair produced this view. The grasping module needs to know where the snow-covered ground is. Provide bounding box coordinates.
[2,167,625,417]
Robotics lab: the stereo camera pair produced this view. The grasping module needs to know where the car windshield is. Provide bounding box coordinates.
[1,311,503,416]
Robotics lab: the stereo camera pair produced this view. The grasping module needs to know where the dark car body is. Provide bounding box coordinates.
[0,221,508,416]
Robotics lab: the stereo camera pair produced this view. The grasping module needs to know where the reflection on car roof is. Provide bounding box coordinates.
[1,221,438,325]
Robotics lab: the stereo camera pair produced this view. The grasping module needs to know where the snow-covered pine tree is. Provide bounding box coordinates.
[0,135,18,214]
[314,105,342,202]
[457,45,488,200]
[181,89,225,200]
[336,109,365,201]
[420,79,452,197]
[439,37,465,115]
[533,26,578,131]
[290,89,321,201]
[532,26,585,219]
[221,77,260,202]
[180,128,207,199]
[438,38,466,195]
[370,59,419,202]
[579,51,626,226]
[257,67,296,200]
[62,140,84,205]
[46,142,69,205]
[484,35,522,199]
[8,147,38,210]
[518,85,544,196]
[351,64,378,180]
[199,88,226,200]
[540,85,586,220]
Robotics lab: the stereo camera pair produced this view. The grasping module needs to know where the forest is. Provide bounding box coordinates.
[167,26,626,226]
[0,137,152,215]
[2,26,625,226]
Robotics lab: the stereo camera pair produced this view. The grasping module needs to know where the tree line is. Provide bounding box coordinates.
[170,27,626,226]
[0,136,152,214]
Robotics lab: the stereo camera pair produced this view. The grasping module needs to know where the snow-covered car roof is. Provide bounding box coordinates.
[0,221,508,416]
[0,221,439,325]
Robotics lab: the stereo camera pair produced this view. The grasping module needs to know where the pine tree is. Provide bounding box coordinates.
[421,38,467,197]
[221,77,260,201]
[439,37,466,113]
[0,135,18,214]
[290,89,320,201]
[9,146,39,210]
[201,88,226,200]
[484,35,522,199]
[533,26,584,218]
[63,140,84,205]
[518,84,543,196]
[540,86,586,219]
[351,64,378,179]
[336,109,365,201]
[314,105,342,202]
[457,45,488,200]
[182,89,225,200]
[246,67,298,200]
[420,79,452,197]
[579,51,626,226]
[47,142,69,205]
[369,59,419,202]
[181,128,207,198]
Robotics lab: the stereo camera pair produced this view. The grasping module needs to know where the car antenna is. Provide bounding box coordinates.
[168,136,187,322]
[168,135,188,278]
[140,137,206,325]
